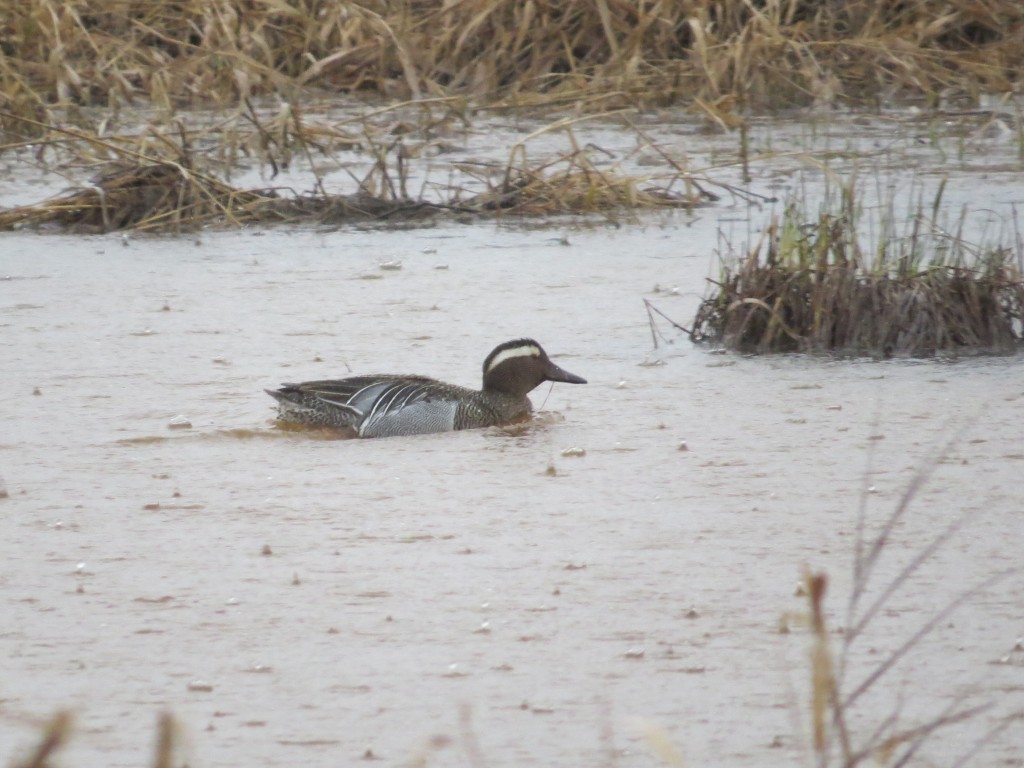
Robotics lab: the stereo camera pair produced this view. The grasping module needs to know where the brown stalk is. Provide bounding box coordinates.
[12,711,72,768]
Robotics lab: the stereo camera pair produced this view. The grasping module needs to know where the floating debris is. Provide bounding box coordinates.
[442,663,468,678]
[168,415,192,430]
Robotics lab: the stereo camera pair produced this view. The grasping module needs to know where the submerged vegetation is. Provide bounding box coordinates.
[689,185,1024,357]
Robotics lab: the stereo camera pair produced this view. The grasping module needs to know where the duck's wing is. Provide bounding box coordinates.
[271,375,475,437]
[355,377,472,437]
[275,375,433,413]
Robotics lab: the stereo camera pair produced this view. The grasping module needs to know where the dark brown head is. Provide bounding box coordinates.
[481,339,587,397]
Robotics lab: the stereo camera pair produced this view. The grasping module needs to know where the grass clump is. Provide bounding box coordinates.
[461,118,717,216]
[690,185,1024,357]
[0,160,279,233]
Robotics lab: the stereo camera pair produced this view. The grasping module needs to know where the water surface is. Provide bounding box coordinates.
[2,111,1024,767]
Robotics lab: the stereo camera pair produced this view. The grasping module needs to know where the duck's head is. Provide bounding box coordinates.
[482,338,587,397]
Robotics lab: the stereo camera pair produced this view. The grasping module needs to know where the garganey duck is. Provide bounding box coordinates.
[265,338,586,438]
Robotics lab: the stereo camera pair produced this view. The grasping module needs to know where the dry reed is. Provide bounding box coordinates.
[1,0,1021,135]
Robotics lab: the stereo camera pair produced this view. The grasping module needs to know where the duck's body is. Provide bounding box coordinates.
[265,339,586,438]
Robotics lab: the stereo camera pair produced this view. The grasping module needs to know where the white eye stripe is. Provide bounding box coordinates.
[486,344,541,373]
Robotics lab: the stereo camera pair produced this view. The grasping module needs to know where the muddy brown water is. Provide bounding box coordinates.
[3,112,1024,767]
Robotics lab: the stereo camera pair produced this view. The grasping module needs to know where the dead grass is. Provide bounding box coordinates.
[1,0,1021,133]
[0,110,713,232]
[0,159,277,232]
[2,2,1020,231]
[460,148,715,217]
[689,186,1024,357]
[0,156,451,233]
[0,115,280,232]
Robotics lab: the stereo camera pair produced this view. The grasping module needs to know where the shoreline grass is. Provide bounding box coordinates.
[2,0,1022,136]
